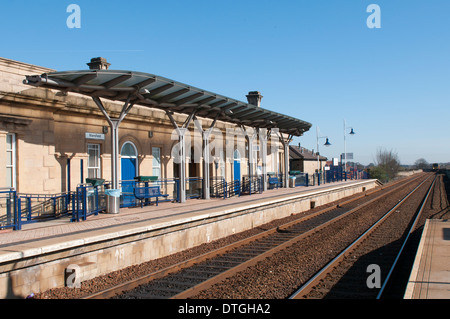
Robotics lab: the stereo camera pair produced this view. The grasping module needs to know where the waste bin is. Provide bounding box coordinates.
[289,176,296,188]
[105,189,121,214]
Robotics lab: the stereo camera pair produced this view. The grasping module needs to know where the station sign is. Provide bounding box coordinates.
[85,132,105,140]
[340,153,353,160]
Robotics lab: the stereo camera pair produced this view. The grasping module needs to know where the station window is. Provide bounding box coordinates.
[87,144,101,178]
[272,150,278,174]
[152,147,161,179]
[6,133,16,189]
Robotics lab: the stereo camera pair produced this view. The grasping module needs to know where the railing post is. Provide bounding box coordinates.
[52,197,57,217]
[82,186,88,221]
[13,191,20,230]
[26,197,32,221]
[223,179,226,199]
[71,191,76,222]
[94,186,99,216]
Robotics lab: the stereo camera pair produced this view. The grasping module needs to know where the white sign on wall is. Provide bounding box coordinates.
[85,132,105,140]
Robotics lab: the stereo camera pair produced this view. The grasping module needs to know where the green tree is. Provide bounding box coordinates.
[414,158,429,170]
[369,148,401,182]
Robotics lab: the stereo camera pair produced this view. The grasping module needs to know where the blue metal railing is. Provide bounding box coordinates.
[72,184,106,222]
[210,178,242,199]
[228,180,241,198]
[17,192,73,229]
[292,173,309,187]
[210,177,227,199]
[241,176,263,195]
[186,177,202,199]
[0,188,17,230]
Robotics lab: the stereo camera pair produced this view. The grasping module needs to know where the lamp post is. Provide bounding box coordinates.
[316,126,331,173]
[343,119,355,175]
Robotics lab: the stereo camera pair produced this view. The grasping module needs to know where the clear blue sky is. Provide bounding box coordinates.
[1,0,449,165]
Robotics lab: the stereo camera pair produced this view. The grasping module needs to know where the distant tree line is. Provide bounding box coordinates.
[367,149,436,182]
[414,158,430,170]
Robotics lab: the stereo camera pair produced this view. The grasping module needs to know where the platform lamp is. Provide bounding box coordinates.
[316,126,331,173]
[343,119,356,174]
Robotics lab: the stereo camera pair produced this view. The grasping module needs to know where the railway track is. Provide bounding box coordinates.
[289,173,437,299]
[79,172,434,299]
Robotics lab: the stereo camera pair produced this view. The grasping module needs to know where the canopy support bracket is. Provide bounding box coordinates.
[193,113,220,200]
[166,110,196,203]
[92,95,135,213]
[275,132,293,188]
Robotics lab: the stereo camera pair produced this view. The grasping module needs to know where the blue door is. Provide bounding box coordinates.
[121,158,136,181]
[121,157,136,207]
[233,150,241,182]
[121,142,138,207]
[234,160,240,181]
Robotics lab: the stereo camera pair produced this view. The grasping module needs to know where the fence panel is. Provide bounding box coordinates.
[17,192,73,227]
[186,177,203,199]
[0,188,17,230]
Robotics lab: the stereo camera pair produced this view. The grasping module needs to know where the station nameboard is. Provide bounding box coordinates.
[85,132,105,140]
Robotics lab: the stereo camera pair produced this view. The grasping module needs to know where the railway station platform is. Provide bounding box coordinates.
[404,219,450,299]
[0,179,379,298]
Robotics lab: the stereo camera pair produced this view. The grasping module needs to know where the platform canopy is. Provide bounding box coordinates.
[24,69,311,136]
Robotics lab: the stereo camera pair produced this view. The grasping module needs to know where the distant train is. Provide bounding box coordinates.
[432,163,439,171]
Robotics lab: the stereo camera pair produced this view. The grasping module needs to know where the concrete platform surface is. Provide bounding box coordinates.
[0,180,371,260]
[405,219,450,299]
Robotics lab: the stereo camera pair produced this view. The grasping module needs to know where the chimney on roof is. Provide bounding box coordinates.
[87,57,111,70]
[246,91,263,107]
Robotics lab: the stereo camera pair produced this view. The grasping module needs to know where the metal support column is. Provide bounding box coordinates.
[276,132,293,188]
[93,96,135,213]
[259,128,268,192]
[284,141,290,188]
[240,126,257,179]
[166,111,196,203]
[194,114,219,200]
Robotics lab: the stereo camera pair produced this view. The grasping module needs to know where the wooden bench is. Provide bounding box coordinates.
[134,186,168,207]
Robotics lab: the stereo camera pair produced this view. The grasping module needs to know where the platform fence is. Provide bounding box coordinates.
[0,188,17,231]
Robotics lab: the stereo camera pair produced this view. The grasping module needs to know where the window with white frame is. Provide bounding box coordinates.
[272,150,278,174]
[87,144,101,178]
[152,147,161,179]
[6,133,16,189]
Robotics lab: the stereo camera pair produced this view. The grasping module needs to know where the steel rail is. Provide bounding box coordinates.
[376,174,437,299]
[171,174,431,299]
[82,174,426,299]
[289,173,434,299]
